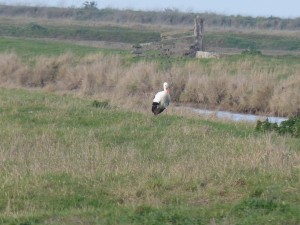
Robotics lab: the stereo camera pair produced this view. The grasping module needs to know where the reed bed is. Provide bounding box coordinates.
[0,52,299,116]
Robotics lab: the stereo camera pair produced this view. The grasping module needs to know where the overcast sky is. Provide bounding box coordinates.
[1,0,299,18]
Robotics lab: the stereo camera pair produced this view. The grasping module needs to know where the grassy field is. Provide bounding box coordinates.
[0,11,300,224]
[0,19,161,44]
[205,31,300,51]
[0,87,300,225]
[0,37,131,60]
[1,17,300,53]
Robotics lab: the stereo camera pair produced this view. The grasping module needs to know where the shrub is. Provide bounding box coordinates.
[255,115,300,137]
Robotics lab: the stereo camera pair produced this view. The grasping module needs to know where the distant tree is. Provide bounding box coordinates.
[83,1,98,9]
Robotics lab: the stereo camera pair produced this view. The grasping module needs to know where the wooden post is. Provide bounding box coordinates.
[194,16,204,51]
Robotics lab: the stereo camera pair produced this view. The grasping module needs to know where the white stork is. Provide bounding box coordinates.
[152,82,171,115]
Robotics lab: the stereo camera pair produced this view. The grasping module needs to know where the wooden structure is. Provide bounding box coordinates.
[194,16,204,51]
[133,15,207,58]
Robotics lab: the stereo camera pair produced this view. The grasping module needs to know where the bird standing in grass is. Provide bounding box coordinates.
[152,82,171,115]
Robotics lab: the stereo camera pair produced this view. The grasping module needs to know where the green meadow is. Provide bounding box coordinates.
[205,31,300,51]
[0,21,161,44]
[0,37,130,59]
[0,87,300,225]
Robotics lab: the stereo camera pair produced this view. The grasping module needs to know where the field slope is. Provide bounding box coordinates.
[0,88,300,224]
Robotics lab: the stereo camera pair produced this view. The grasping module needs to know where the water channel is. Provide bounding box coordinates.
[180,107,288,125]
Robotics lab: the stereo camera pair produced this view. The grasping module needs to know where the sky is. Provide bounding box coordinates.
[1,0,299,18]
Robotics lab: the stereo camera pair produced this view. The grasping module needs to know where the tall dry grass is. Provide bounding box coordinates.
[0,52,299,116]
[0,53,30,86]
[270,74,300,116]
